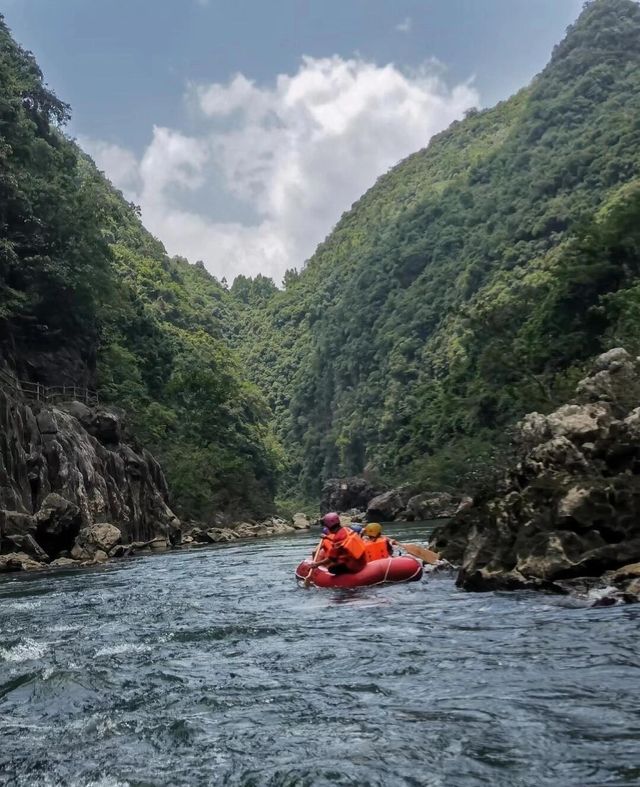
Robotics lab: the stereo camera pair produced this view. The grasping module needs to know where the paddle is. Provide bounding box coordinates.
[392,541,440,565]
[303,540,324,587]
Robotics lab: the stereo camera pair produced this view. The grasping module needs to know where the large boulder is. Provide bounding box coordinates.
[405,492,463,521]
[366,487,412,522]
[62,402,122,445]
[433,349,640,594]
[321,477,384,514]
[292,513,311,530]
[71,523,122,561]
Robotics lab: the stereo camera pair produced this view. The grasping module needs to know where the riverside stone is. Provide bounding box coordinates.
[366,488,411,521]
[4,534,49,562]
[49,557,81,568]
[432,349,640,594]
[321,477,384,514]
[292,513,310,530]
[71,523,122,560]
[0,552,44,572]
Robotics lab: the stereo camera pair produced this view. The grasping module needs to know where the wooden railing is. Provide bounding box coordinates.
[0,368,99,406]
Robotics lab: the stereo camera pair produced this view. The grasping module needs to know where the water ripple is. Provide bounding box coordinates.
[0,522,639,786]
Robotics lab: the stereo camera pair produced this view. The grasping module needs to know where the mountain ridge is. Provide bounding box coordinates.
[231,0,640,501]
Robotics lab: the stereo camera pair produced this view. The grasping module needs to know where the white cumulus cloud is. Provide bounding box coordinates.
[78,138,141,197]
[83,56,478,283]
[396,17,413,34]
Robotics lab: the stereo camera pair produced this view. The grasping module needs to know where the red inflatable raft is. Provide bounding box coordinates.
[295,556,423,588]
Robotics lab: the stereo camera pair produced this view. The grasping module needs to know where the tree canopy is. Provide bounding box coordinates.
[0,14,280,520]
[230,0,640,499]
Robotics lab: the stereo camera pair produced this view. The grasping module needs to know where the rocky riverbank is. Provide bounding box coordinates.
[181,513,311,547]
[432,349,640,604]
[0,388,312,574]
[321,477,469,522]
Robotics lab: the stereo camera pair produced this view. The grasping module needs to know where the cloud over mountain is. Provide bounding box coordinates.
[84,56,477,283]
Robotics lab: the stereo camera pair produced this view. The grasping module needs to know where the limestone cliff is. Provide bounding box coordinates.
[432,349,640,601]
[0,386,180,569]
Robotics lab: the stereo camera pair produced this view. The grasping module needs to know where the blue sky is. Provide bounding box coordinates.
[4,0,585,281]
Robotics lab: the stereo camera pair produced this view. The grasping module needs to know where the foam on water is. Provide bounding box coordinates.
[94,642,152,657]
[0,637,49,662]
[4,599,43,612]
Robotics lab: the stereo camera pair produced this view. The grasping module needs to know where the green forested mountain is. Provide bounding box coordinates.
[0,15,279,520]
[232,0,640,500]
[3,0,640,516]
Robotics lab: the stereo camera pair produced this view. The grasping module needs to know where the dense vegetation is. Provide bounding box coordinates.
[0,15,280,520]
[231,0,640,499]
[3,0,640,516]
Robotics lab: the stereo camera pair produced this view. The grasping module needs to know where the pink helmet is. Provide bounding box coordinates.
[322,512,341,528]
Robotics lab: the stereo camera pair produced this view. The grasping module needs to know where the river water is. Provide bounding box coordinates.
[0,522,639,787]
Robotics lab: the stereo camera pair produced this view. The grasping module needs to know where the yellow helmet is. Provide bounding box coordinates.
[364,522,382,538]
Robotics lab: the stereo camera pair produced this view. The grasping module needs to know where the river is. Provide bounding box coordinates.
[0,522,639,786]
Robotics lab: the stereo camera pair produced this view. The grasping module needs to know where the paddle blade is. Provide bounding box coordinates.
[400,543,440,565]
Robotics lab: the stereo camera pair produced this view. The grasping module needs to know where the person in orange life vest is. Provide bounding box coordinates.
[362,522,393,562]
[309,512,367,575]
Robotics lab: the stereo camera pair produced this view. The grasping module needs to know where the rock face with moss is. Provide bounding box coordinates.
[432,349,640,599]
[0,387,180,570]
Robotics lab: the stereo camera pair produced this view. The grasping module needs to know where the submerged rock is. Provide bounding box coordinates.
[432,349,640,594]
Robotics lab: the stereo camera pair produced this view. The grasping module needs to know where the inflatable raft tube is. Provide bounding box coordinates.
[295,556,423,588]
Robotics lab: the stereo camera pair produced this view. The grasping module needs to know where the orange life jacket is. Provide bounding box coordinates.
[327,527,366,570]
[364,537,391,562]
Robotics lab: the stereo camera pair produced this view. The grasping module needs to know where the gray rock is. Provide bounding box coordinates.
[49,557,81,568]
[36,493,82,555]
[36,410,58,435]
[321,477,385,514]
[405,492,462,520]
[71,523,121,560]
[593,347,632,371]
[0,552,44,572]
[546,403,613,443]
[4,534,49,562]
[366,488,412,522]
[0,510,37,537]
[0,389,181,558]
[108,544,135,558]
[432,349,640,593]
[292,513,310,529]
